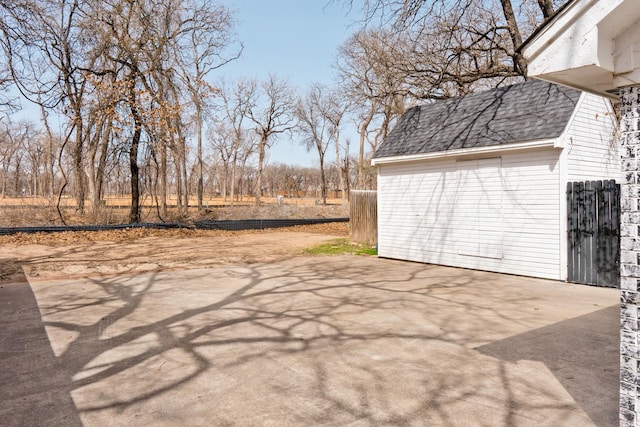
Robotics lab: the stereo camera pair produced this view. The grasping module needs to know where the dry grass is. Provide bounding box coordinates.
[0,196,349,227]
[202,203,348,221]
[0,221,350,246]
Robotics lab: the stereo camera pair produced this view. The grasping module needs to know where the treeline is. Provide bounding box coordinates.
[0,117,376,203]
[0,0,560,222]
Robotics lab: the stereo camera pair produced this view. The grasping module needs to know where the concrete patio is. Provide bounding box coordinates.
[0,255,619,426]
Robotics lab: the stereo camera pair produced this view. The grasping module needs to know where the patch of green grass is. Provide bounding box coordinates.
[304,238,377,256]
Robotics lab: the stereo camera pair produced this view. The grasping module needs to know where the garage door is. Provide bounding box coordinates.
[455,158,503,259]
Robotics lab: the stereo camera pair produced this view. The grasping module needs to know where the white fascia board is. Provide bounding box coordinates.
[524,0,640,95]
[370,139,558,166]
[523,0,600,65]
[531,71,619,100]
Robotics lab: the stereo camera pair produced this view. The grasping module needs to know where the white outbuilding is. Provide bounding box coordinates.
[372,79,619,281]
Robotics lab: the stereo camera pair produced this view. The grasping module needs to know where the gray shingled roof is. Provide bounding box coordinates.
[373,79,582,159]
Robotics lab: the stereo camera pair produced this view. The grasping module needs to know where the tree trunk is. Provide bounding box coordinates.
[319,152,327,205]
[357,105,376,188]
[537,0,554,19]
[222,161,228,203]
[196,106,203,211]
[87,159,97,211]
[129,128,141,223]
[128,85,142,223]
[86,128,100,213]
[334,129,346,204]
[32,163,37,197]
[174,126,189,215]
[72,118,85,213]
[255,135,267,206]
[95,126,109,204]
[39,104,55,203]
[175,153,183,214]
[181,137,189,212]
[160,139,167,217]
[343,156,351,199]
[14,156,21,196]
[230,155,237,207]
[499,0,527,77]
[1,163,6,198]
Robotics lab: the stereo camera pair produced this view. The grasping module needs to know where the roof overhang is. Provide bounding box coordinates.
[371,138,557,166]
[522,0,640,99]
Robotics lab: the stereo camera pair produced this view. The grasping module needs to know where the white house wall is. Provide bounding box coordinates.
[377,149,562,280]
[565,93,619,181]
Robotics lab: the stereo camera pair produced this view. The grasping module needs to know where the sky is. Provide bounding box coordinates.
[212,0,361,167]
[8,1,363,168]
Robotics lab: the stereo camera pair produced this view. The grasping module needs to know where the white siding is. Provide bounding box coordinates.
[455,158,503,259]
[565,93,619,181]
[377,149,562,280]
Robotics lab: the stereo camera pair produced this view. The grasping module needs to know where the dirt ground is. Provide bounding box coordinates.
[0,222,349,282]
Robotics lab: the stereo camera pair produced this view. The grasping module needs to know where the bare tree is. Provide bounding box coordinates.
[174,0,241,211]
[38,99,58,202]
[211,78,257,206]
[80,72,121,213]
[336,28,410,187]
[334,0,563,188]
[322,89,349,204]
[1,0,240,223]
[88,0,186,222]
[338,0,564,84]
[0,120,21,197]
[208,122,256,206]
[296,84,333,205]
[1,0,96,212]
[295,84,349,204]
[247,75,296,206]
[86,0,240,221]
[24,127,46,196]
[209,122,233,202]
[0,120,41,198]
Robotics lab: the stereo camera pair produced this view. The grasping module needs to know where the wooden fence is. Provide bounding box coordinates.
[567,180,620,288]
[350,190,377,245]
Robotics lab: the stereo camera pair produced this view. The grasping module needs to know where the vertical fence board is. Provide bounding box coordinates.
[349,190,377,245]
[596,181,610,286]
[611,182,621,287]
[567,179,620,288]
[587,181,597,284]
[593,181,608,286]
[578,181,588,284]
[568,182,578,283]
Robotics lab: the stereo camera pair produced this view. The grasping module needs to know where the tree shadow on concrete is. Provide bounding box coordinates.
[3,253,616,425]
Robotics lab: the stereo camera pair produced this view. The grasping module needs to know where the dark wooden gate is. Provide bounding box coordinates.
[567,180,620,288]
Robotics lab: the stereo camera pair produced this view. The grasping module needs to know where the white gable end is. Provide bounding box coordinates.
[565,93,619,181]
